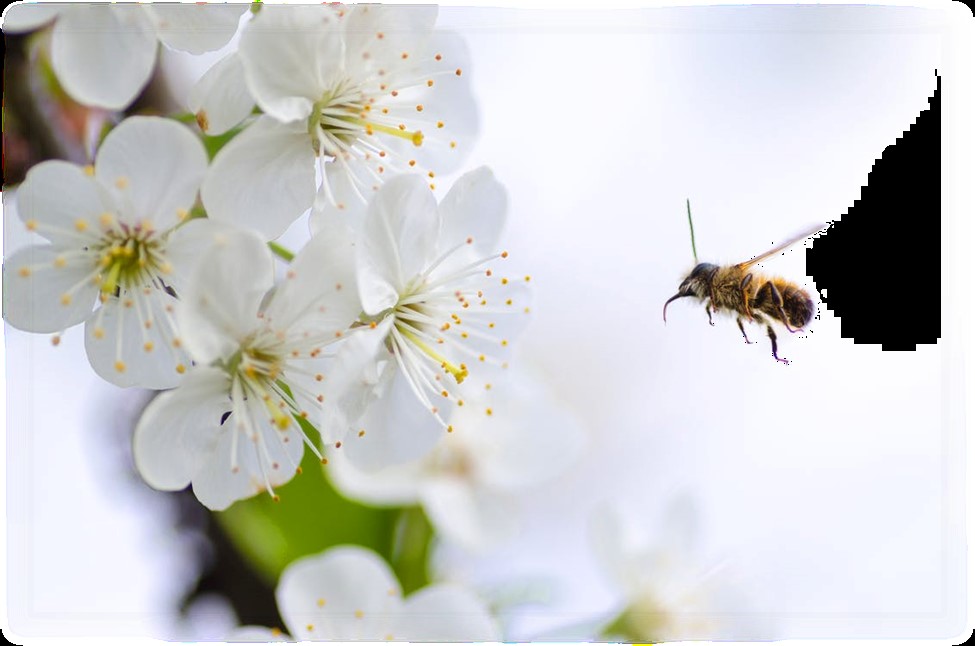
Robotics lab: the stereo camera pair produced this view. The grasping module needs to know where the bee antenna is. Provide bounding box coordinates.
[686,198,699,264]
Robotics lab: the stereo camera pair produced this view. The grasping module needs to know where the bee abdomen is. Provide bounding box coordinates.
[781,285,815,328]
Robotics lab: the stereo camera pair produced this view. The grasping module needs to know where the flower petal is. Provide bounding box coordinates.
[418,477,516,552]
[133,367,230,491]
[394,583,499,641]
[238,4,341,123]
[176,228,274,365]
[187,52,255,136]
[51,5,157,109]
[340,370,446,471]
[95,116,207,231]
[264,221,360,336]
[341,4,438,65]
[2,3,61,32]
[276,546,400,641]
[84,291,187,389]
[357,175,439,314]
[201,116,316,240]
[325,451,424,507]
[438,166,508,254]
[190,411,305,511]
[2,244,99,333]
[15,161,106,246]
[147,3,245,54]
[162,218,244,293]
[225,626,292,642]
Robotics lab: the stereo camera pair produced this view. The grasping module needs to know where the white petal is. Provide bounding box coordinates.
[84,292,187,389]
[394,583,499,641]
[1,3,61,32]
[473,374,586,491]
[438,166,508,254]
[191,412,305,511]
[325,450,424,507]
[316,320,393,445]
[341,370,446,471]
[133,367,230,491]
[187,52,255,136]
[147,3,245,54]
[357,175,439,314]
[201,116,316,240]
[418,477,516,552]
[51,5,157,109]
[15,161,106,246]
[163,218,244,293]
[277,546,400,641]
[2,244,98,333]
[176,228,274,364]
[95,116,207,232]
[341,4,437,65]
[238,4,341,123]
[264,222,360,336]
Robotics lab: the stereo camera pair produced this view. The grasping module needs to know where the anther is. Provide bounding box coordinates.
[18,267,30,277]
[75,218,88,232]
[114,361,126,373]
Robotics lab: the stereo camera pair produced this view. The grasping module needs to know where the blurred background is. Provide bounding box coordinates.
[3,2,970,641]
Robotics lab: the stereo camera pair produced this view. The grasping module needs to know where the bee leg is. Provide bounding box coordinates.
[736,317,755,344]
[768,282,798,333]
[705,302,715,326]
[766,324,790,365]
[740,273,754,321]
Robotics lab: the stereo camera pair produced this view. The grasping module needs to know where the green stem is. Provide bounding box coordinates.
[268,241,296,262]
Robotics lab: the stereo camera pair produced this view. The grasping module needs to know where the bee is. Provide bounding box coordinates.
[663,200,825,364]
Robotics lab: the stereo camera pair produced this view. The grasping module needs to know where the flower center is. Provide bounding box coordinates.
[310,83,424,158]
[225,344,293,430]
[94,224,168,295]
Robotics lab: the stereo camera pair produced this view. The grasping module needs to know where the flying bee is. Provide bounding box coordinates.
[663,200,826,364]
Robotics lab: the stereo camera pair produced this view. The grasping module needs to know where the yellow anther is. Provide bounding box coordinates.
[18,267,30,277]
[114,360,127,373]
[317,598,326,608]
[450,141,457,148]
[99,212,114,227]
[176,364,186,374]
[412,131,424,146]
[144,341,154,352]
[455,68,463,76]
[83,165,95,176]
[75,218,88,232]
[427,79,434,87]
[54,256,67,268]
[196,110,210,132]
[501,278,508,285]
[176,208,189,221]
[355,610,364,619]
[25,219,38,231]
[416,104,424,112]
[115,176,129,189]
[60,293,72,306]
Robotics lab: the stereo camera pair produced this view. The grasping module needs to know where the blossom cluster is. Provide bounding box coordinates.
[2,3,740,642]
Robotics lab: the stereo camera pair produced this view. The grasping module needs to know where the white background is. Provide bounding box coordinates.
[3,1,972,642]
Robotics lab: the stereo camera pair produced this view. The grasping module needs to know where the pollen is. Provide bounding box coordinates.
[377,31,384,39]
[60,293,72,306]
[501,278,508,285]
[355,609,365,619]
[317,598,326,608]
[416,104,424,112]
[435,53,443,61]
[486,408,493,416]
[525,275,532,282]
[172,337,182,348]
[83,165,95,176]
[115,176,129,189]
[369,321,377,329]
[315,373,324,382]
[408,159,416,167]
[196,110,210,132]
[437,121,444,128]
[176,364,186,374]
[450,141,457,148]
[25,219,38,231]
[143,341,154,352]
[177,208,189,221]
[506,299,513,305]
[412,131,424,146]
[358,429,366,437]
[306,624,315,632]
[75,218,88,232]
[18,267,30,277]
[501,339,509,346]
[99,213,114,227]
[114,360,126,373]
[335,441,342,449]
[455,68,463,76]
[501,251,509,258]
[447,425,454,432]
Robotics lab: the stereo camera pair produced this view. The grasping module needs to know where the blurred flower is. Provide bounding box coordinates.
[199,3,477,239]
[591,499,757,641]
[1,116,227,388]
[316,168,531,470]
[1,2,246,110]
[133,226,361,510]
[236,545,499,641]
[328,371,585,551]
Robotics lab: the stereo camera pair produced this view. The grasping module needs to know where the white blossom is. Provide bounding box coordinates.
[317,168,531,470]
[133,226,361,510]
[328,371,586,551]
[2,116,223,389]
[258,545,500,641]
[199,3,478,239]
[2,2,246,110]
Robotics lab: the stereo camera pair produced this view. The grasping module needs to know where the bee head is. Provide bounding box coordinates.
[663,262,717,323]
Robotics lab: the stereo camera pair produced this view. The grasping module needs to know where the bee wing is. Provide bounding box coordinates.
[736,223,830,269]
